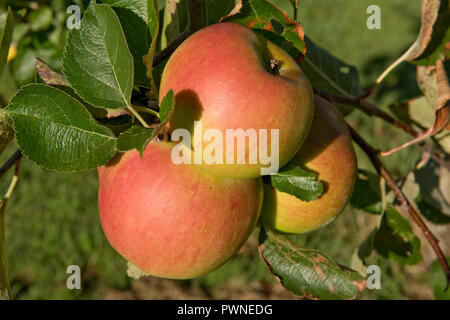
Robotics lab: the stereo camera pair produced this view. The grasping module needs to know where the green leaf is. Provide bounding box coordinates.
[34,61,109,119]
[373,206,422,265]
[102,0,148,20]
[28,6,53,32]
[98,114,133,136]
[414,159,450,224]
[102,0,153,87]
[0,7,14,80]
[259,229,366,300]
[159,88,174,122]
[417,196,450,224]
[117,125,154,155]
[270,166,323,202]
[356,229,377,265]
[350,170,382,214]
[222,0,306,62]
[300,36,362,97]
[5,84,117,172]
[147,0,159,39]
[430,257,450,299]
[12,45,37,85]
[205,0,235,25]
[161,0,183,49]
[143,0,160,98]
[62,2,134,109]
[149,88,174,140]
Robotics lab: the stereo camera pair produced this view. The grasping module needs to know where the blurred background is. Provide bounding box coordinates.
[0,0,448,299]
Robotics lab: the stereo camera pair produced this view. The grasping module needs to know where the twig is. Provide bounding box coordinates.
[152,31,191,67]
[291,0,299,21]
[4,160,20,200]
[0,156,21,300]
[127,106,152,128]
[0,149,22,181]
[349,125,450,290]
[315,90,450,171]
[316,89,418,136]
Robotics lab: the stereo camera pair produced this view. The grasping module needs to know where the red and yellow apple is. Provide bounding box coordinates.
[261,96,357,234]
[159,22,314,178]
[98,142,263,279]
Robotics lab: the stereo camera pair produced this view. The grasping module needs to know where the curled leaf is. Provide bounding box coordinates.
[376,0,449,83]
[382,59,449,156]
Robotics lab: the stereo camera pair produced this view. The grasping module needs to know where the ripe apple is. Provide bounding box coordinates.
[159,22,314,178]
[260,96,357,234]
[98,142,263,279]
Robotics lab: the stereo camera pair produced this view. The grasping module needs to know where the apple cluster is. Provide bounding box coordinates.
[97,23,357,279]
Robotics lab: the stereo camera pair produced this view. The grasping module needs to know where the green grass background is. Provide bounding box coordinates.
[1,0,445,299]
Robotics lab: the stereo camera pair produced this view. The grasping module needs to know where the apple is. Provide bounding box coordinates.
[98,142,263,279]
[159,22,314,178]
[260,96,357,234]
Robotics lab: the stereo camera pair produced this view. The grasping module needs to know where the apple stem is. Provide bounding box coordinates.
[127,106,152,128]
[132,105,160,119]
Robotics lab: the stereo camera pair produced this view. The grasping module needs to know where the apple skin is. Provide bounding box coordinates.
[261,96,357,234]
[159,22,314,178]
[98,142,263,279]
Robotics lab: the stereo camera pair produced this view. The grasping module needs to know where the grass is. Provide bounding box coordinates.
[1,0,442,299]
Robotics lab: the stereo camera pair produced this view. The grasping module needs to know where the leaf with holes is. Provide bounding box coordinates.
[374,206,422,265]
[259,229,366,300]
[5,84,117,172]
[350,170,382,214]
